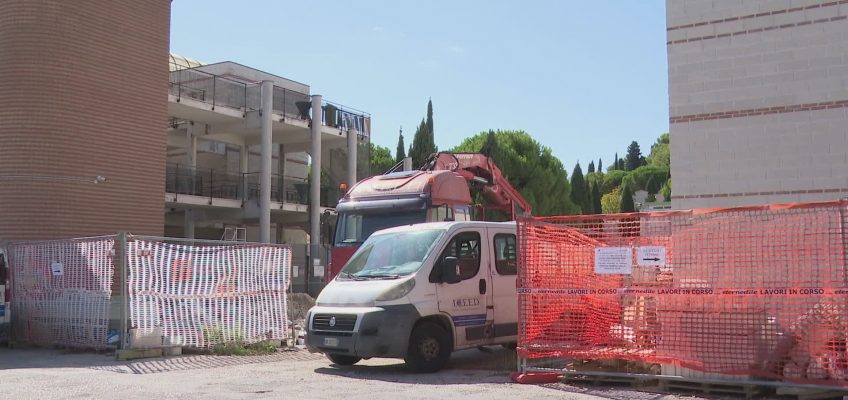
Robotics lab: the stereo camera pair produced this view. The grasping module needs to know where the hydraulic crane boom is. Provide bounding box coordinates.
[421,152,532,219]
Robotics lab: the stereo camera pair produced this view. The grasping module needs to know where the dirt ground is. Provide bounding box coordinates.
[0,346,714,400]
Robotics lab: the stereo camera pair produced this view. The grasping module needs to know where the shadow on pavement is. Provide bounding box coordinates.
[1,347,324,374]
[313,347,518,386]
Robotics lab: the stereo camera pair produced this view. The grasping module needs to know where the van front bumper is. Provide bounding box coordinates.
[305,304,420,359]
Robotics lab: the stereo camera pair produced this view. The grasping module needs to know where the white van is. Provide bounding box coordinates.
[305,221,519,372]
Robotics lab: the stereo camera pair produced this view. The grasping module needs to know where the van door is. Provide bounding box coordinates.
[489,230,519,342]
[434,229,493,349]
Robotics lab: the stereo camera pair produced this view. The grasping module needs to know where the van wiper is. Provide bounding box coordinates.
[338,272,367,281]
[358,274,401,280]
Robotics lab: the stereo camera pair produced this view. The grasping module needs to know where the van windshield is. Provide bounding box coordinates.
[334,210,428,247]
[339,229,444,279]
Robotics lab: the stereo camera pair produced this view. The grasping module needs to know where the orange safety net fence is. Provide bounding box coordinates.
[517,200,848,385]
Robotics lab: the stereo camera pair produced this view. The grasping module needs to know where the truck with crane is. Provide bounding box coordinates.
[327,151,531,281]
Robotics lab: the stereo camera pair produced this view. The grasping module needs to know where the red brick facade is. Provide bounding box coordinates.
[0,1,171,239]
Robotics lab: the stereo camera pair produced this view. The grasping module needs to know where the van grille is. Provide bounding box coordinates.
[312,314,357,332]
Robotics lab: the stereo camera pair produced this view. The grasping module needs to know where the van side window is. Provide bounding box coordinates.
[439,231,481,280]
[493,234,517,275]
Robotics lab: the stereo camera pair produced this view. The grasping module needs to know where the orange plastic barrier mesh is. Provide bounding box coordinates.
[517,201,848,385]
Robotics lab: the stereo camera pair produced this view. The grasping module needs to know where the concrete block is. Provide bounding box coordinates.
[129,327,162,349]
[162,345,182,356]
[116,348,163,361]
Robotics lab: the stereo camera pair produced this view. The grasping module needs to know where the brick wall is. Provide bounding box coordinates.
[667,0,848,209]
[0,1,171,239]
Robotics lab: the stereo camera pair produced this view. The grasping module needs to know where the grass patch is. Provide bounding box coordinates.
[211,340,279,356]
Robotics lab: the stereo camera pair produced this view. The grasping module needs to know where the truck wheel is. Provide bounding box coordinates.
[327,354,361,366]
[405,322,451,373]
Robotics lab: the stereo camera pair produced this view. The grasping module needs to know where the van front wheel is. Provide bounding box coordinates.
[405,322,451,373]
[327,354,361,366]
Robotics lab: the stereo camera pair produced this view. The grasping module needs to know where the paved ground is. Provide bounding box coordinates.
[0,346,711,400]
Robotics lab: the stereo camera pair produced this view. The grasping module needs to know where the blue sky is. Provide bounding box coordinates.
[171,1,668,171]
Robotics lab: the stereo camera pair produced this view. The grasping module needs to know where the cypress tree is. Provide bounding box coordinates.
[588,161,595,174]
[592,181,602,214]
[395,127,406,163]
[598,158,603,172]
[613,153,619,171]
[570,163,590,214]
[408,100,437,167]
[620,184,636,213]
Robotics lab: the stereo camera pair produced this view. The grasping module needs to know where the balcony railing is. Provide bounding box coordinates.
[166,163,341,208]
[168,62,371,137]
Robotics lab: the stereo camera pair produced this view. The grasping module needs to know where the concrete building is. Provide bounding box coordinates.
[667,0,848,209]
[166,56,370,245]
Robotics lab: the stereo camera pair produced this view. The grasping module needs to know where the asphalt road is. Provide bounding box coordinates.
[0,346,706,400]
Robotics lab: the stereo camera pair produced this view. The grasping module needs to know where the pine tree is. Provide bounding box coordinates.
[620,183,636,213]
[625,141,644,171]
[598,158,603,172]
[592,181,602,214]
[395,127,406,163]
[587,161,595,174]
[570,162,590,214]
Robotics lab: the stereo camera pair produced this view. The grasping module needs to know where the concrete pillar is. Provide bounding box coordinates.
[184,209,195,239]
[239,144,249,200]
[276,223,284,244]
[310,94,323,264]
[259,80,274,243]
[186,124,198,168]
[347,128,358,188]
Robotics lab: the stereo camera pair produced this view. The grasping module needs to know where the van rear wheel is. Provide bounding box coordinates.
[327,354,361,366]
[405,322,451,373]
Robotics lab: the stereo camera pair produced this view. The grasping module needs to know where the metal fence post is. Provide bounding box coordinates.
[117,231,129,351]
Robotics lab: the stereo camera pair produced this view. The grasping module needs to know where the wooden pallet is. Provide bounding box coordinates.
[657,378,762,399]
[775,386,848,400]
[560,373,657,388]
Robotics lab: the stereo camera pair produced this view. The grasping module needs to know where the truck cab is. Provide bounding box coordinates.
[329,169,474,280]
[307,221,518,372]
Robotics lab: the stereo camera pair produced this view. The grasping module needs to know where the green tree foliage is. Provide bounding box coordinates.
[591,181,602,214]
[408,100,437,168]
[602,170,627,194]
[369,143,395,175]
[619,183,636,213]
[625,141,645,171]
[451,130,578,216]
[629,165,669,193]
[647,132,670,168]
[612,153,619,171]
[587,161,595,174]
[395,128,406,163]
[601,186,621,214]
[598,158,603,172]
[570,163,590,214]
[661,178,672,202]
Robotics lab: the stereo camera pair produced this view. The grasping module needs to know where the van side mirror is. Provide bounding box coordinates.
[441,256,460,284]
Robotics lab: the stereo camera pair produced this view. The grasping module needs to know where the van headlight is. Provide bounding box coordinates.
[375,278,416,302]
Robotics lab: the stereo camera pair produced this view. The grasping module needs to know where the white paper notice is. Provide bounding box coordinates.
[594,247,632,274]
[51,262,64,276]
[313,264,325,278]
[637,246,667,267]
[292,265,300,278]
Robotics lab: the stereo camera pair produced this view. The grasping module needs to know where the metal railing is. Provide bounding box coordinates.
[166,164,341,208]
[321,100,371,136]
[168,61,371,136]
